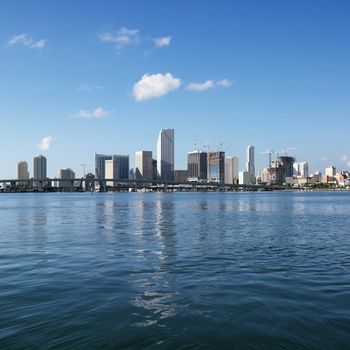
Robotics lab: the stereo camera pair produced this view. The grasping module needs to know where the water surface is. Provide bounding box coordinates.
[1,192,349,349]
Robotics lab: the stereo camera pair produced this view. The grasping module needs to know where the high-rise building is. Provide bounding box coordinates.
[277,156,295,181]
[187,150,207,181]
[224,156,239,184]
[157,128,174,181]
[33,155,47,180]
[135,151,153,181]
[325,165,336,177]
[246,145,255,184]
[58,168,75,189]
[294,162,309,177]
[95,153,112,180]
[105,155,129,187]
[239,171,250,185]
[18,161,29,180]
[207,151,225,183]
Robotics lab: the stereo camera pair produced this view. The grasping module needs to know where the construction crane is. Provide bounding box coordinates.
[80,163,91,176]
[203,143,223,153]
[261,148,274,167]
[277,147,296,157]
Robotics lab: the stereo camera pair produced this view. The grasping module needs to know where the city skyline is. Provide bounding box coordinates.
[1,1,350,179]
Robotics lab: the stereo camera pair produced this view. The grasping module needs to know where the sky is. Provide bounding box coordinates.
[1,0,350,179]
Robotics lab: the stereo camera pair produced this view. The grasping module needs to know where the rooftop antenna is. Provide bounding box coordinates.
[193,135,197,151]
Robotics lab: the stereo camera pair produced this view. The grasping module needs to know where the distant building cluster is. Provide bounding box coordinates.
[7,128,350,190]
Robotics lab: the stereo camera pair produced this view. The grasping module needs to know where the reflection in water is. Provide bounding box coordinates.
[132,194,178,327]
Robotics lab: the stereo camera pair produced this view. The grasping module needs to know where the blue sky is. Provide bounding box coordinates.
[1,0,349,178]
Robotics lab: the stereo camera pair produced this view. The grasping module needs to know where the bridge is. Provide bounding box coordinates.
[0,178,285,193]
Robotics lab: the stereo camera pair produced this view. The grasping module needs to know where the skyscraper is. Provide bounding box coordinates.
[294,161,309,177]
[225,156,239,184]
[246,145,255,184]
[18,161,29,180]
[207,151,225,183]
[157,128,174,181]
[187,150,207,181]
[105,155,129,187]
[95,153,112,180]
[33,155,47,180]
[135,151,153,181]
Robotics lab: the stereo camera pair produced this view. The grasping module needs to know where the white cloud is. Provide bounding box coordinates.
[154,36,171,47]
[347,161,350,168]
[78,83,103,92]
[37,136,53,150]
[98,27,139,49]
[187,80,215,91]
[320,156,328,162]
[133,73,181,101]
[7,34,46,49]
[216,79,232,87]
[73,107,111,119]
[340,154,348,162]
[186,79,232,91]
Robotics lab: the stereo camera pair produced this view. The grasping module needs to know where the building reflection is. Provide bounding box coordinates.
[131,194,178,327]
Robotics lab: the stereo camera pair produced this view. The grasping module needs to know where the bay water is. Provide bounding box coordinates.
[1,192,349,349]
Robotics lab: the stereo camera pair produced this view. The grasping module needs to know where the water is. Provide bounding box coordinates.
[0,192,349,349]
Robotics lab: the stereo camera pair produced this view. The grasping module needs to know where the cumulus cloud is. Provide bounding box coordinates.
[186,79,232,91]
[154,36,171,47]
[187,80,215,91]
[98,27,139,49]
[73,107,111,119]
[37,136,53,150]
[7,34,46,49]
[340,154,348,162]
[347,161,350,168]
[320,156,328,162]
[133,73,181,101]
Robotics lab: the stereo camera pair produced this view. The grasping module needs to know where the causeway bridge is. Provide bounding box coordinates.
[0,178,284,192]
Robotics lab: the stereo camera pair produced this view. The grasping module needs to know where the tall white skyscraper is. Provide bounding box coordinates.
[18,161,29,180]
[33,155,47,180]
[246,145,255,184]
[157,128,174,181]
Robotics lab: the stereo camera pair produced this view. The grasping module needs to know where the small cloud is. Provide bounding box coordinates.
[187,80,215,91]
[37,136,53,150]
[347,161,350,168]
[98,27,139,50]
[216,79,232,87]
[186,79,233,91]
[133,73,181,102]
[154,36,171,47]
[320,156,328,162]
[78,83,104,92]
[73,107,111,119]
[7,34,46,49]
[340,154,348,162]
